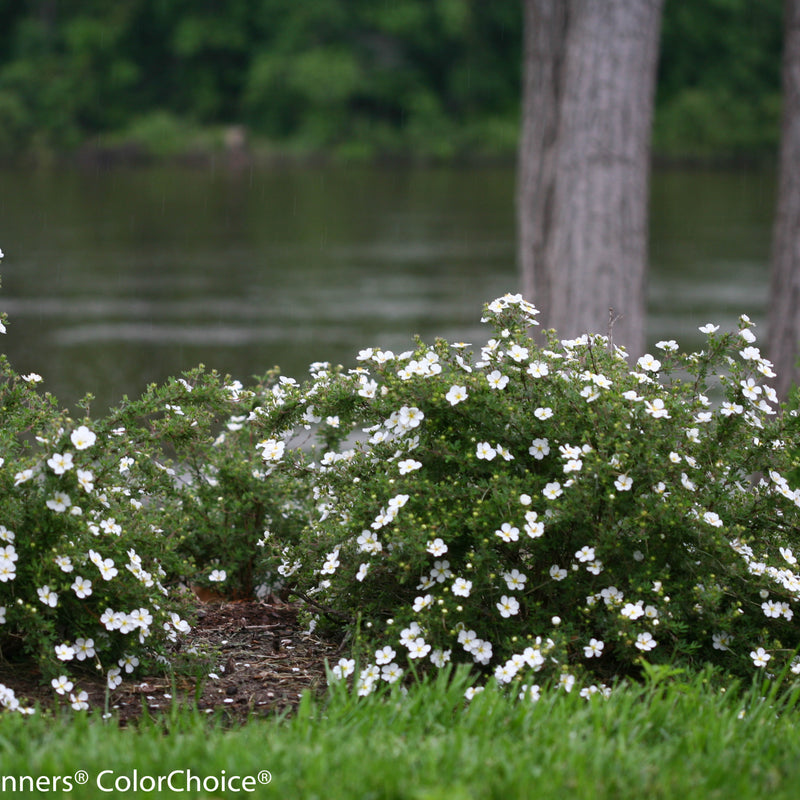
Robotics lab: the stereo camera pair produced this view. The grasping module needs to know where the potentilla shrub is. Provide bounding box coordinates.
[258,294,800,696]
[138,366,315,599]
[0,344,194,712]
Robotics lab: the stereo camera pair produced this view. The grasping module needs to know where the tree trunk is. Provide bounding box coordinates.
[517,0,663,356]
[769,0,800,400]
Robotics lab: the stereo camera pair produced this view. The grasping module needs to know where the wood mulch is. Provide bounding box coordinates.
[0,599,343,725]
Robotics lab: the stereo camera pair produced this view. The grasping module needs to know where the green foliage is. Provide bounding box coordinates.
[655,0,783,159]
[135,368,314,598]
[0,347,196,697]
[3,673,800,798]
[0,0,781,161]
[256,295,800,696]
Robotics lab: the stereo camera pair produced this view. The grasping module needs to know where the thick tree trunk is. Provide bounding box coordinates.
[517,0,663,356]
[769,0,800,400]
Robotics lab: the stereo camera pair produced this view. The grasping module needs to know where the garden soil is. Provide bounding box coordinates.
[0,598,343,724]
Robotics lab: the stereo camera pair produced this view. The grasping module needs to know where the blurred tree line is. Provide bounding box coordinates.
[0,0,783,161]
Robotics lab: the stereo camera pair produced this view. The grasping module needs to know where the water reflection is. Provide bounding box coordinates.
[0,164,774,411]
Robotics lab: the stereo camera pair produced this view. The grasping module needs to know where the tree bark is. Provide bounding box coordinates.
[517,0,663,356]
[769,0,800,400]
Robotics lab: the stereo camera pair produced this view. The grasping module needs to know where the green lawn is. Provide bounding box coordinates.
[1,668,797,799]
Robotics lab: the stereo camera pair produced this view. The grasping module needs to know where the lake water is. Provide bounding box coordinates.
[0,164,775,412]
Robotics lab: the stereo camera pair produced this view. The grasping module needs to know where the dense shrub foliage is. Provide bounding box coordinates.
[0,354,197,712]
[255,295,800,696]
[0,1,782,160]
[4,249,800,709]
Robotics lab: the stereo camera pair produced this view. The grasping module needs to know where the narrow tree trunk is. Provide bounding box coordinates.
[517,0,663,356]
[769,0,800,400]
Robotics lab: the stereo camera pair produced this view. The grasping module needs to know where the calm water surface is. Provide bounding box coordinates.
[0,164,775,411]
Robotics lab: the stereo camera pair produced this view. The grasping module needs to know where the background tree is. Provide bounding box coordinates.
[769,0,800,399]
[516,0,664,356]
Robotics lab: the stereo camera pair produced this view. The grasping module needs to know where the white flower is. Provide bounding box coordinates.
[55,643,75,661]
[51,675,73,695]
[98,558,118,581]
[542,481,562,500]
[575,546,595,563]
[584,639,604,658]
[643,398,670,419]
[37,585,58,608]
[621,601,644,620]
[398,459,422,475]
[375,646,396,665]
[13,468,34,487]
[331,658,355,680]
[412,594,433,612]
[635,632,657,651]
[740,378,762,401]
[524,510,544,538]
[486,370,509,390]
[208,569,227,583]
[119,654,139,673]
[407,638,432,659]
[381,663,403,683]
[750,647,770,668]
[655,339,678,351]
[76,469,94,492]
[528,438,549,459]
[476,441,496,461]
[712,632,732,651]
[702,511,723,527]
[495,523,519,543]
[614,474,633,491]
[445,385,468,405]
[497,595,520,618]
[507,344,529,362]
[46,492,72,513]
[559,674,576,693]
[107,667,123,690]
[549,565,567,581]
[54,555,73,573]
[356,563,369,582]
[430,649,451,668]
[637,354,661,372]
[74,638,96,661]
[426,538,448,557]
[430,560,452,583]
[503,569,527,591]
[534,407,553,421]
[71,576,92,599]
[70,690,89,711]
[70,425,97,450]
[527,361,549,378]
[699,323,720,334]
[471,639,493,665]
[452,577,472,597]
[761,600,782,618]
[47,452,74,475]
[258,438,286,462]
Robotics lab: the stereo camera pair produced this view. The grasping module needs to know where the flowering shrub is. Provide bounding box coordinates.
[137,367,314,598]
[0,358,202,706]
[256,294,800,697]
[0,272,207,710]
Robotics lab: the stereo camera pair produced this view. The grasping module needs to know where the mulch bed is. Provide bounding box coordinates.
[0,599,344,725]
